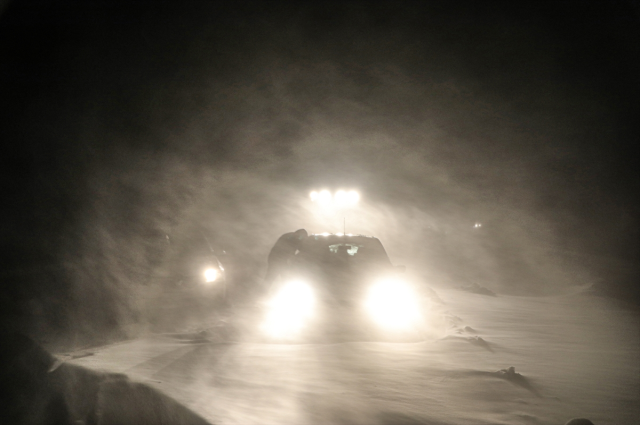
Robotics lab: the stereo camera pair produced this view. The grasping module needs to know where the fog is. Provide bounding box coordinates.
[1,1,638,349]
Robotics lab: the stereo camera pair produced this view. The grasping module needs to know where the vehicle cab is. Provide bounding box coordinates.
[283,233,398,303]
[262,233,423,341]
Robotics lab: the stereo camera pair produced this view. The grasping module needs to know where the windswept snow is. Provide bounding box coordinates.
[67,287,639,425]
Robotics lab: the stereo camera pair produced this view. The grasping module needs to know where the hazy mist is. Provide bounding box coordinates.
[1,1,638,347]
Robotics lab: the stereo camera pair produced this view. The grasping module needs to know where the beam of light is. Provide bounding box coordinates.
[318,190,332,206]
[204,268,219,283]
[334,189,348,206]
[347,190,360,204]
[365,279,422,330]
[262,281,315,339]
[309,189,360,210]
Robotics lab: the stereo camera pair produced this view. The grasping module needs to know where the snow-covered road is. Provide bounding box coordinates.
[66,288,639,425]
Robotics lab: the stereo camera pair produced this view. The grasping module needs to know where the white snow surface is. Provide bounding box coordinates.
[67,288,640,425]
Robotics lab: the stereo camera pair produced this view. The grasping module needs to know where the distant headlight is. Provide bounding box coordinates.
[262,281,315,338]
[365,279,422,330]
[204,268,219,283]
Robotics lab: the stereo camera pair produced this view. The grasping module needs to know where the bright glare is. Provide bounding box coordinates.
[347,190,360,204]
[318,190,332,205]
[365,280,422,330]
[335,189,348,205]
[204,268,218,283]
[309,189,359,208]
[262,281,315,338]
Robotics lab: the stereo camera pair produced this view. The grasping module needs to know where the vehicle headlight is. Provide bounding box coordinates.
[204,268,219,283]
[365,279,422,330]
[262,281,315,338]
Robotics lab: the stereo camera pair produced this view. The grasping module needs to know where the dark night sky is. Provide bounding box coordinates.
[1,1,638,341]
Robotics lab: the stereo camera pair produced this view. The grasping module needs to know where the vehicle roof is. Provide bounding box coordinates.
[308,233,379,241]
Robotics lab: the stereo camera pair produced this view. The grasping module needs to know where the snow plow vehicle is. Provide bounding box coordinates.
[261,233,427,342]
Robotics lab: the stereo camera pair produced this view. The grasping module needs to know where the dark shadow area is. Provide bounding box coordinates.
[451,367,542,398]
[0,333,211,424]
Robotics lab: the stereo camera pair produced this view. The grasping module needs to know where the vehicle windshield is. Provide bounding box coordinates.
[328,243,361,256]
[299,235,392,268]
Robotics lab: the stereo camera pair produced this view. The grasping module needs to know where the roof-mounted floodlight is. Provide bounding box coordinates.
[309,189,360,208]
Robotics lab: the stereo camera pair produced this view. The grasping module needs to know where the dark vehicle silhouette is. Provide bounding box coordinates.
[261,233,424,341]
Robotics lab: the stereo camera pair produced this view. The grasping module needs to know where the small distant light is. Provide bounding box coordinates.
[336,233,344,236]
[474,223,482,228]
[321,232,330,236]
